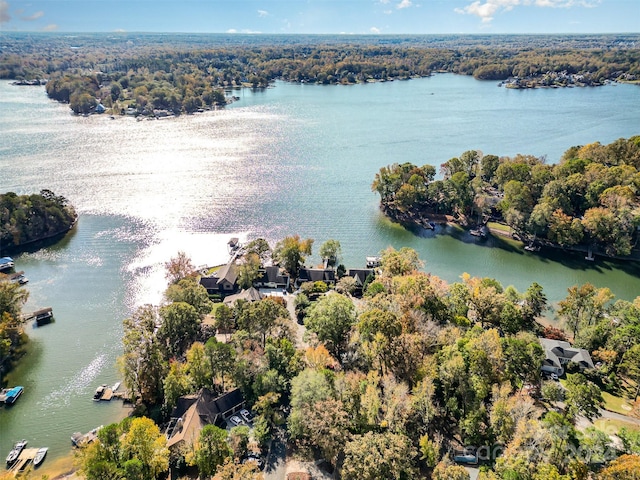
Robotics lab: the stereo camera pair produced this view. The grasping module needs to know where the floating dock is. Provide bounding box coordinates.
[8,448,38,476]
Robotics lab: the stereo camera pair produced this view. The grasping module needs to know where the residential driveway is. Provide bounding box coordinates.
[264,427,287,480]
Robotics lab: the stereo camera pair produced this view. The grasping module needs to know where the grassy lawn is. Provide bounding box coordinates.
[593,418,640,435]
[487,221,511,234]
[602,391,634,415]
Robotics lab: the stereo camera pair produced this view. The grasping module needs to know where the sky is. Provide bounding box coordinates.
[0,0,638,35]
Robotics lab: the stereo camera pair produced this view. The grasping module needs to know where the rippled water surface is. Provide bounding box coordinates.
[1,75,640,459]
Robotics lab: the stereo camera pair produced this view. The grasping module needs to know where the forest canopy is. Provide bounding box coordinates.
[1,33,639,115]
[0,189,77,252]
[373,136,640,257]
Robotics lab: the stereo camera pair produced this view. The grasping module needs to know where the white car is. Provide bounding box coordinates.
[550,373,559,381]
[240,409,254,423]
[229,415,243,426]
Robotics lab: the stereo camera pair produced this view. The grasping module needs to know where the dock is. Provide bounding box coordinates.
[93,382,127,402]
[8,448,37,476]
[22,307,54,326]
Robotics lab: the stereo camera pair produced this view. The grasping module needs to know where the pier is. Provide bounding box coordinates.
[8,448,37,476]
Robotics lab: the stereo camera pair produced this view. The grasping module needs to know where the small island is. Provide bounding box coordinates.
[372,136,640,260]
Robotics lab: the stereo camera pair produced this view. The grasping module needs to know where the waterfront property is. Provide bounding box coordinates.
[200,262,239,296]
[296,267,336,288]
[165,388,245,450]
[539,338,595,376]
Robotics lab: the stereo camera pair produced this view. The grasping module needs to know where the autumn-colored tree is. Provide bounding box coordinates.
[164,250,195,284]
[341,431,417,480]
[272,235,313,277]
[597,454,640,480]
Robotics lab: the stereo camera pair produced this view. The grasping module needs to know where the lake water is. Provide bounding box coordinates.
[1,74,639,460]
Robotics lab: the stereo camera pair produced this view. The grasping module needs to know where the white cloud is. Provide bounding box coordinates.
[397,0,413,8]
[257,9,269,17]
[22,10,44,21]
[455,0,600,23]
[42,23,58,31]
[227,28,238,33]
[384,9,393,14]
[0,1,11,24]
[370,26,381,33]
[379,0,391,4]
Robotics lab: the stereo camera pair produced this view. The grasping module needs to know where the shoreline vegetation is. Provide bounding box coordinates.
[1,32,638,116]
[372,136,640,262]
[54,243,640,480]
[0,190,76,381]
[0,190,77,256]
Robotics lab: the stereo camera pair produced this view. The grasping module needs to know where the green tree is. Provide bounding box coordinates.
[158,301,201,359]
[165,277,212,316]
[380,246,423,277]
[163,360,191,411]
[341,431,417,480]
[119,305,166,404]
[272,235,313,277]
[237,253,262,290]
[304,294,356,359]
[564,373,603,421]
[120,417,170,480]
[193,425,232,478]
[205,337,236,390]
[238,297,289,348]
[319,239,342,267]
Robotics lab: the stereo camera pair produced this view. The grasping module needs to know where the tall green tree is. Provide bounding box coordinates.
[272,235,313,277]
[192,425,232,478]
[158,301,201,359]
[304,294,356,360]
[319,239,342,267]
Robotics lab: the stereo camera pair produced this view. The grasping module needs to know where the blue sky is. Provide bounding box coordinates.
[1,0,638,34]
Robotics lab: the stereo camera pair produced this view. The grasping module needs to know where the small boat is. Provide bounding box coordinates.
[93,384,107,401]
[6,440,27,465]
[111,381,121,392]
[33,447,48,467]
[8,271,28,284]
[524,244,540,252]
[0,256,14,271]
[470,228,487,238]
[4,386,24,405]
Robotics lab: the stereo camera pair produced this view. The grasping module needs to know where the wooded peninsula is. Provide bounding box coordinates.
[1,33,639,115]
[373,136,640,259]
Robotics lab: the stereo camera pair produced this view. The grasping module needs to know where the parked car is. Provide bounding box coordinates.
[550,373,559,381]
[242,452,265,470]
[240,409,254,423]
[229,415,243,426]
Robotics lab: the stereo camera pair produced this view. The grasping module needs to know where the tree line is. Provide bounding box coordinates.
[83,240,640,479]
[1,33,638,116]
[373,136,640,258]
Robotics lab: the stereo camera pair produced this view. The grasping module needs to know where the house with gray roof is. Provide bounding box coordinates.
[199,261,239,296]
[539,338,595,376]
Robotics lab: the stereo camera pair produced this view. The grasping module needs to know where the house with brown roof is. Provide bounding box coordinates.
[165,388,245,450]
